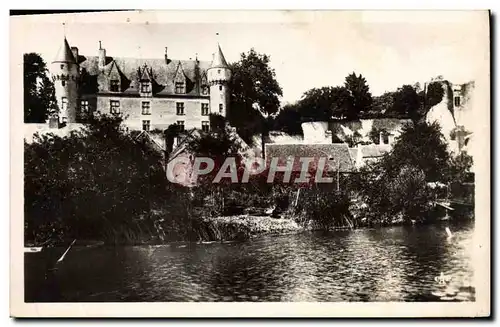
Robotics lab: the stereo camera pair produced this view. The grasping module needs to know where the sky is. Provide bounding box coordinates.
[11,10,489,104]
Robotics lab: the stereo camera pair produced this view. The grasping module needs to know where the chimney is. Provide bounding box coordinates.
[71,47,79,62]
[98,41,106,70]
[164,47,168,64]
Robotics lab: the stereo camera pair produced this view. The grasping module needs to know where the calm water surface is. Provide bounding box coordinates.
[25,221,475,302]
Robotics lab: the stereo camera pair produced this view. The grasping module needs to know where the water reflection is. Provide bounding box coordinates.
[25,221,475,302]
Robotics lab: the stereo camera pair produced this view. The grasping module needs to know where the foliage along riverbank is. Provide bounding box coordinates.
[24,114,474,247]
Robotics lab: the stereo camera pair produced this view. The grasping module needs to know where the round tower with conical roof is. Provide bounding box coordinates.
[207,44,231,117]
[51,37,80,123]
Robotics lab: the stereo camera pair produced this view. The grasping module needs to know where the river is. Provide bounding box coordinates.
[25,221,475,302]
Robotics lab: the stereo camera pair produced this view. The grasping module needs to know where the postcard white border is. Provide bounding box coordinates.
[9,10,491,318]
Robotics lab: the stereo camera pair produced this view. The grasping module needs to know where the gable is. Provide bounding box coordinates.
[79,55,211,96]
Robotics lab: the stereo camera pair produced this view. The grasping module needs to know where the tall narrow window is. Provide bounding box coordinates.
[176,102,185,115]
[175,82,185,94]
[219,103,223,113]
[177,120,185,132]
[454,96,461,107]
[201,103,209,116]
[142,102,151,115]
[110,79,120,92]
[110,100,120,114]
[219,85,222,91]
[80,100,89,112]
[382,133,389,145]
[141,82,151,93]
[201,121,210,132]
[61,97,68,112]
[142,120,150,131]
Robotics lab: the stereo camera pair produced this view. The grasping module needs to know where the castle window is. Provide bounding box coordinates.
[454,96,461,107]
[219,103,223,113]
[141,82,151,93]
[201,121,210,132]
[110,100,120,114]
[382,133,389,144]
[110,79,120,92]
[177,120,185,132]
[201,103,209,116]
[142,102,151,115]
[61,80,66,87]
[201,85,209,95]
[175,82,185,94]
[60,64,64,69]
[61,97,68,111]
[176,102,185,115]
[80,100,89,112]
[219,85,222,91]
[142,120,150,131]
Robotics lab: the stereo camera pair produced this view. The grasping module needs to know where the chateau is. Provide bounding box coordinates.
[50,37,231,132]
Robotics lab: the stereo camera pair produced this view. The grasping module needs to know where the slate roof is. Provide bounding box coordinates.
[211,44,229,68]
[53,38,77,63]
[78,55,212,96]
[265,143,354,173]
[360,144,391,158]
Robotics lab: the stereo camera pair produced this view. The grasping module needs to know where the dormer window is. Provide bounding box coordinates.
[110,79,119,92]
[141,82,151,93]
[201,85,209,95]
[175,82,185,94]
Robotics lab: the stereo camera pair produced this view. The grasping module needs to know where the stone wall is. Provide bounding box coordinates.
[95,95,210,131]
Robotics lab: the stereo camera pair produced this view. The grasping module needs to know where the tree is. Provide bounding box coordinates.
[391,84,421,120]
[24,53,57,123]
[272,104,303,135]
[424,81,445,109]
[24,113,169,244]
[380,121,450,182]
[344,72,373,119]
[227,49,283,144]
[291,86,353,122]
[370,92,395,117]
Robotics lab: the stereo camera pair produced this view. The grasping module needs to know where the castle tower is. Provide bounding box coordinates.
[51,37,80,123]
[207,44,231,117]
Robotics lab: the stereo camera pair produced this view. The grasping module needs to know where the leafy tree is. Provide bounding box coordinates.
[344,72,373,119]
[227,49,283,144]
[354,121,452,224]
[424,81,445,109]
[289,86,353,123]
[24,53,57,123]
[380,121,450,182]
[391,84,421,120]
[271,104,303,135]
[370,92,395,117]
[24,113,173,245]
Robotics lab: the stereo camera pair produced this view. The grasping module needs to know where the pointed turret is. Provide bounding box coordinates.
[207,43,231,117]
[210,44,229,68]
[53,37,76,64]
[50,37,80,124]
